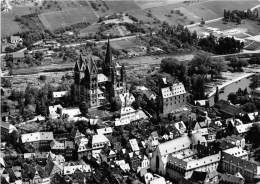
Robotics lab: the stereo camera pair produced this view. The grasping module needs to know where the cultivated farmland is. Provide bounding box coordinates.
[146,0,260,25]
[38,7,98,31]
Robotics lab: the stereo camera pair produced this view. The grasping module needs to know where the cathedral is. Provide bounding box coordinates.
[73,39,127,108]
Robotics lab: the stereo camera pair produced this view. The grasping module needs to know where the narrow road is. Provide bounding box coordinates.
[186,17,223,28]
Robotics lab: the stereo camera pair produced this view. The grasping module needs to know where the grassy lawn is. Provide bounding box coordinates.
[108,37,140,50]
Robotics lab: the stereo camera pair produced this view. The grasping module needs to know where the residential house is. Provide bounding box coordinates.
[50,140,75,159]
[92,134,111,150]
[116,92,135,107]
[128,152,141,171]
[77,138,90,160]
[48,104,81,121]
[119,106,147,124]
[174,121,187,135]
[12,52,24,64]
[244,112,258,122]
[1,121,17,139]
[10,36,22,45]
[234,123,253,135]
[63,160,91,175]
[223,135,246,149]
[99,146,116,164]
[21,132,54,152]
[74,130,86,145]
[129,138,140,155]
[52,91,68,100]
[223,147,248,160]
[139,155,150,170]
[144,173,167,184]
[96,127,113,137]
[115,160,130,172]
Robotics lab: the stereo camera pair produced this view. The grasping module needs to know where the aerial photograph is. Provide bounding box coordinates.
[1,0,260,183]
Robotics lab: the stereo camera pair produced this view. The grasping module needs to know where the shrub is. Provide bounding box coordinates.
[39,75,47,81]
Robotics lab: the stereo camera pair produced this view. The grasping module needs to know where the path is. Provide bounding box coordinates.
[186,17,223,28]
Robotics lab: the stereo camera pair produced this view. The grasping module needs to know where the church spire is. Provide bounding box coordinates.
[104,38,112,67]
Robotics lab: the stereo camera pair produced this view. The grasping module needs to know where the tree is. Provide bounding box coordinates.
[228,92,237,104]
[110,97,122,111]
[242,102,256,113]
[189,53,213,79]
[200,18,205,26]
[246,123,260,148]
[214,86,219,103]
[79,101,88,115]
[250,74,259,90]
[191,75,205,100]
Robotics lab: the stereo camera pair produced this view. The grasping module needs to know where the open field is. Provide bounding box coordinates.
[208,20,260,36]
[38,7,98,31]
[11,63,74,75]
[1,6,34,36]
[79,24,100,37]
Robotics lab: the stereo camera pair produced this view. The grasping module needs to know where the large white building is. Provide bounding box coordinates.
[151,136,192,175]
[159,81,187,116]
[166,152,221,180]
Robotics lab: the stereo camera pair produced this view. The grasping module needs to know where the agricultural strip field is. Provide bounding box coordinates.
[105,1,141,12]
[38,7,98,31]
[146,0,260,25]
[11,63,75,75]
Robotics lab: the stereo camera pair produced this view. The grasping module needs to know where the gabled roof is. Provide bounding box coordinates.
[161,83,186,99]
[97,127,113,135]
[157,135,191,156]
[120,107,136,115]
[223,147,248,158]
[92,134,110,145]
[21,132,54,143]
[235,123,253,134]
